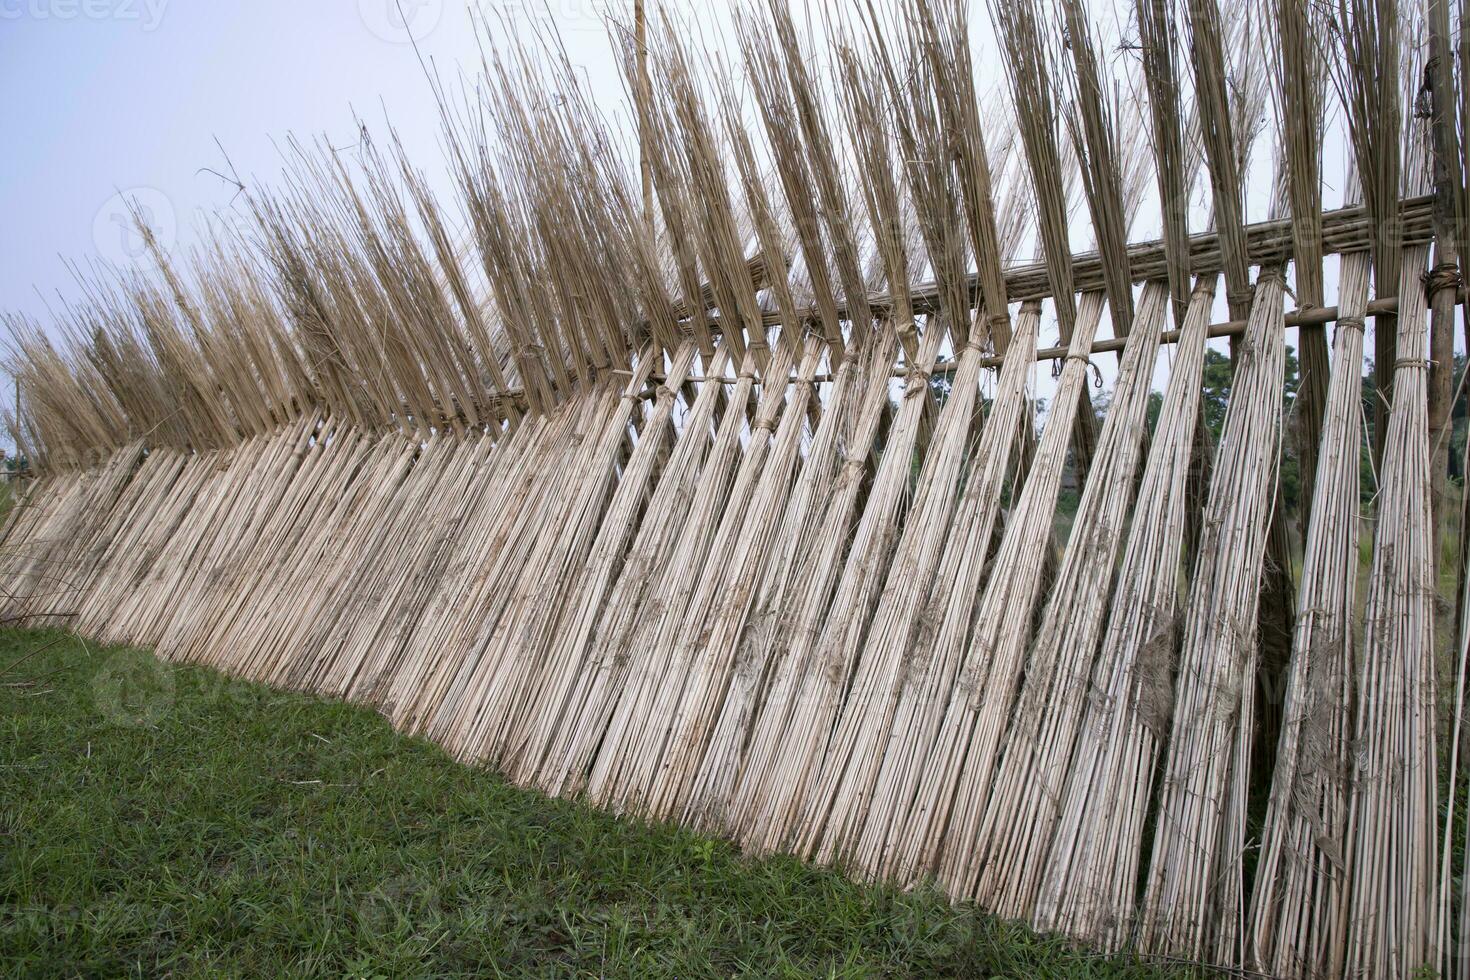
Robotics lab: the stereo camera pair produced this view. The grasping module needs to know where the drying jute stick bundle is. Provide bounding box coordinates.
[640,342,814,821]
[1343,243,1439,978]
[1032,276,1215,947]
[536,345,734,796]
[684,345,860,836]
[892,292,1103,894]
[583,361,756,814]
[969,282,1168,920]
[1137,270,1286,968]
[1247,249,1368,980]
[845,308,1038,884]
[507,342,700,787]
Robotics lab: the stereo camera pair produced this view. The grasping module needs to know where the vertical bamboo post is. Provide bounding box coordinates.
[1426,0,1462,597]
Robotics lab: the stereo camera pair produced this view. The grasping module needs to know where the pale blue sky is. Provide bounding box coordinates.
[0,0,629,322]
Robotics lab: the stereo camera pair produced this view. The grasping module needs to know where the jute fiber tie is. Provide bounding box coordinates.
[752,418,777,433]
[1337,315,1366,333]
[1226,286,1256,310]
[903,362,935,398]
[1394,357,1430,371]
[1422,262,1461,296]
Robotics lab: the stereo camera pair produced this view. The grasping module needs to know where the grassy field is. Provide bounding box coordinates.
[0,628,1186,978]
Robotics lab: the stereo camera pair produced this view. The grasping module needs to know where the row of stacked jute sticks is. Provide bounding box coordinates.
[0,243,1450,978]
[3,0,1467,975]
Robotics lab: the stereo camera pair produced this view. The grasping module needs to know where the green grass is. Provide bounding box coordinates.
[0,629,1187,978]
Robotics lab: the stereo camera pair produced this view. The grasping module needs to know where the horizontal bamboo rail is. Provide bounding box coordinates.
[420,199,1441,424]
[640,293,1421,390]
[680,194,1435,335]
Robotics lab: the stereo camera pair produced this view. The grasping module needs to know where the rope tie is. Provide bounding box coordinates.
[654,385,674,401]
[1394,357,1430,371]
[904,366,933,397]
[1225,286,1255,311]
[752,418,777,433]
[1336,315,1366,333]
[1423,262,1462,296]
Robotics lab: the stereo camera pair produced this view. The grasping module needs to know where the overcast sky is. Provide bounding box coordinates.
[0,0,634,323]
[1,0,1458,427]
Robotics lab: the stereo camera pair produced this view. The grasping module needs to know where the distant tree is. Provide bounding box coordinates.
[1198,344,1302,512]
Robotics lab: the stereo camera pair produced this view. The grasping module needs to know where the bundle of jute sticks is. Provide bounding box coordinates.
[5,0,1469,976]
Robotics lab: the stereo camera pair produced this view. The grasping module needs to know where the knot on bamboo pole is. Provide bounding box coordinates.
[1422,261,1461,296]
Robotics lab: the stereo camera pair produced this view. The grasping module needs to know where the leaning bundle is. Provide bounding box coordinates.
[1032,277,1216,947]
[1137,271,1287,967]
[602,342,800,818]
[506,343,700,787]
[686,346,864,836]
[798,324,1005,870]
[70,449,200,639]
[751,317,944,854]
[889,292,1105,896]
[440,365,654,766]
[535,345,734,796]
[222,430,408,682]
[371,409,563,732]
[583,361,756,814]
[856,306,1039,884]
[786,14,1004,864]
[640,342,818,821]
[728,326,900,853]
[377,415,555,733]
[107,442,263,655]
[1246,250,1368,980]
[430,388,628,762]
[1343,243,1439,978]
[1,444,144,626]
[154,418,322,663]
[294,433,481,699]
[969,282,1168,919]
